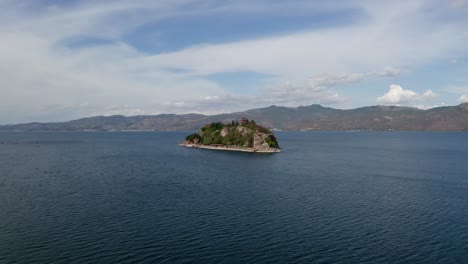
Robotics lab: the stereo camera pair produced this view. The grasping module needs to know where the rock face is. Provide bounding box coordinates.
[253,133,273,151]
[184,119,279,150]
[220,127,230,137]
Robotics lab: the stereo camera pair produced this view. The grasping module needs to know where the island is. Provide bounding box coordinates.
[180,118,281,153]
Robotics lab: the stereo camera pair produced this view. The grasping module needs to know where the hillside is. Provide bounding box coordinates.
[1,103,468,131]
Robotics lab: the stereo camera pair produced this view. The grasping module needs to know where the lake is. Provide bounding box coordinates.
[1,132,467,263]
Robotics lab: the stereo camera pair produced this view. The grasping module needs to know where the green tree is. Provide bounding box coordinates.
[203,137,212,145]
[247,134,254,147]
[265,136,278,148]
[185,133,201,142]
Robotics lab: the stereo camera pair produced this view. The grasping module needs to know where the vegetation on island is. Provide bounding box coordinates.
[184,119,279,149]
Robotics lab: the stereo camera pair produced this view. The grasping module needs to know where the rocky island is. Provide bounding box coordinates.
[180,118,280,153]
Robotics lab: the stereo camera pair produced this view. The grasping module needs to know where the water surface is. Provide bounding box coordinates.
[0,132,467,263]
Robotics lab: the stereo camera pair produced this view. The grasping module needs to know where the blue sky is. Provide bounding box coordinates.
[1,0,468,123]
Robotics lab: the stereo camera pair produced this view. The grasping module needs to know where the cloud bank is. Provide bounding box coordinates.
[459,95,468,103]
[377,85,436,105]
[0,0,467,123]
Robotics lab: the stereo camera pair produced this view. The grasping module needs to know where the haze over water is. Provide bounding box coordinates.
[1,132,467,263]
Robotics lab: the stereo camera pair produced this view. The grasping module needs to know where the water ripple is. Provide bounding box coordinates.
[1,132,468,263]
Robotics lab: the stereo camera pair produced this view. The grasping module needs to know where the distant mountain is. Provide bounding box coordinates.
[2,103,468,131]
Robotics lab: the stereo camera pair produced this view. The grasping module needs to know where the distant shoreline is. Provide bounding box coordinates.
[1,130,468,133]
[2,103,467,132]
[179,143,281,153]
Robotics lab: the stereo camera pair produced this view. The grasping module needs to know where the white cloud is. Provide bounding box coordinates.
[377,67,403,77]
[377,85,417,104]
[422,90,437,99]
[306,68,401,88]
[159,69,402,114]
[0,0,468,123]
[100,105,147,117]
[443,87,468,104]
[377,85,437,104]
[452,0,465,9]
[146,1,468,78]
[459,94,468,102]
[415,102,446,110]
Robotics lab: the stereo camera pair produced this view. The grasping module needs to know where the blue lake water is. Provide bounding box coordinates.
[0,132,467,263]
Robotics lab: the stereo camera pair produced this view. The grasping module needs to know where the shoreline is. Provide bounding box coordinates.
[179,143,281,153]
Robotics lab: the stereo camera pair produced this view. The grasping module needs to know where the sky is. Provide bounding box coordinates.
[1,0,468,124]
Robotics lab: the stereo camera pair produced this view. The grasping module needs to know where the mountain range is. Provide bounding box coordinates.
[2,103,468,131]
